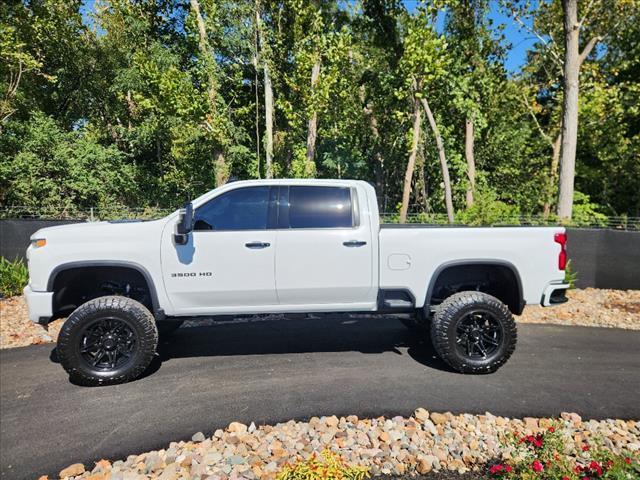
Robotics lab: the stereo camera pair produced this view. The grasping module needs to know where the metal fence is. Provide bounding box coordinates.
[1,206,639,230]
[379,213,640,231]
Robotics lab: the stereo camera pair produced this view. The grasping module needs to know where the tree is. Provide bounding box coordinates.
[189,0,230,186]
[556,0,580,220]
[398,11,453,223]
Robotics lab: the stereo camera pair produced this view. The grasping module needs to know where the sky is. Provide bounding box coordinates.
[81,0,537,74]
[403,0,538,73]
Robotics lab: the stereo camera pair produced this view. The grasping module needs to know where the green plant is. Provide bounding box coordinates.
[569,192,608,227]
[489,424,640,479]
[277,450,369,480]
[564,259,578,289]
[456,188,521,226]
[0,257,29,297]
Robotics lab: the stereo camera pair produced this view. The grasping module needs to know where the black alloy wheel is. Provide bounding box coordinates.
[78,317,138,370]
[454,310,503,360]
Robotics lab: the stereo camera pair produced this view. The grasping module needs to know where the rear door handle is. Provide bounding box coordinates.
[343,240,367,247]
[245,241,271,249]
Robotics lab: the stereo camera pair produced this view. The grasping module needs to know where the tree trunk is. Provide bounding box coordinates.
[557,0,580,220]
[399,98,422,224]
[264,62,274,178]
[304,59,321,176]
[191,0,228,186]
[421,98,454,224]
[255,2,273,178]
[190,0,217,108]
[465,117,475,208]
[360,86,384,197]
[543,132,562,218]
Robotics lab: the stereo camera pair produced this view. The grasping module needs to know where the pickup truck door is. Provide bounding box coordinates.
[161,186,278,313]
[275,185,375,307]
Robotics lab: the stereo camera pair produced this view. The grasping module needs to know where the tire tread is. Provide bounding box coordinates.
[57,296,158,385]
[430,291,517,374]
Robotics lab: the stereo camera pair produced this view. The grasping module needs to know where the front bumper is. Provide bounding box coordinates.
[23,285,53,324]
[541,282,570,307]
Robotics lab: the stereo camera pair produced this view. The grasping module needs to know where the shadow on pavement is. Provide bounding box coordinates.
[49,314,457,385]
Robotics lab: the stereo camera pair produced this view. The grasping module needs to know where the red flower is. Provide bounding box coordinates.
[589,460,603,476]
[532,459,544,472]
[562,477,570,480]
[582,445,590,452]
[489,464,503,474]
[625,457,631,464]
[574,465,583,474]
[504,465,513,473]
[548,427,555,433]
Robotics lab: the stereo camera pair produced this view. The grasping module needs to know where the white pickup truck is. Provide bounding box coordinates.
[24,179,569,384]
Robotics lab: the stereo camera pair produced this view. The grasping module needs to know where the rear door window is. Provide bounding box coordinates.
[288,186,353,229]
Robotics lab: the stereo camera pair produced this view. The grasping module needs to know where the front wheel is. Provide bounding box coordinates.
[430,291,517,374]
[56,296,158,385]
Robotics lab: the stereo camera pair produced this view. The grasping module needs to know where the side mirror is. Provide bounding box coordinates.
[174,202,194,245]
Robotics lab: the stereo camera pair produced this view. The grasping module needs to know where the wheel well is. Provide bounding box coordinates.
[50,266,155,320]
[427,263,524,315]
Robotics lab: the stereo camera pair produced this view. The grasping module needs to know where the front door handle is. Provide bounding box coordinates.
[245,241,271,249]
[343,240,367,247]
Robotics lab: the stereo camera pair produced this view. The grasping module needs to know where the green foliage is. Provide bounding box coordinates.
[570,192,608,227]
[456,188,521,226]
[277,450,369,480]
[0,0,638,218]
[490,424,639,479]
[564,260,578,289]
[0,112,137,213]
[0,257,29,298]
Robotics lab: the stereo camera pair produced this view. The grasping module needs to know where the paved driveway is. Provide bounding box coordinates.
[1,317,639,479]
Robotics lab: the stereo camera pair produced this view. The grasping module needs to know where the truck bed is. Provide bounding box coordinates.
[378,225,566,308]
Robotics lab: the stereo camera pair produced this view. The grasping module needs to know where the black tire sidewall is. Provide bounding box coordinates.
[57,297,158,385]
[431,292,517,373]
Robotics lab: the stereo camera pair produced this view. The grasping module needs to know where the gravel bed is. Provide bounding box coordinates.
[2,288,638,349]
[51,410,639,479]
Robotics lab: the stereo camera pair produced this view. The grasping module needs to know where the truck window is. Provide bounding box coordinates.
[194,186,270,231]
[289,186,353,229]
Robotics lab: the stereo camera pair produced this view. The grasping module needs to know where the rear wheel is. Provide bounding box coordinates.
[430,291,517,374]
[56,296,158,385]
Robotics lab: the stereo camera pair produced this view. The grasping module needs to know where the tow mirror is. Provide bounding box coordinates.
[174,201,194,245]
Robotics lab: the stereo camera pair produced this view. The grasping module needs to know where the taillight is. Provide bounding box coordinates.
[554,232,567,270]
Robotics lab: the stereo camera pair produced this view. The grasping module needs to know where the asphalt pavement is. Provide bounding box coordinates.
[1,316,639,479]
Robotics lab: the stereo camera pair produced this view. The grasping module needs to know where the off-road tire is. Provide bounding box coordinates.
[57,296,158,385]
[430,291,517,374]
[157,320,184,337]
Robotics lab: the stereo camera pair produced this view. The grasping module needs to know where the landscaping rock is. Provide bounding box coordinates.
[42,412,640,480]
[59,463,85,478]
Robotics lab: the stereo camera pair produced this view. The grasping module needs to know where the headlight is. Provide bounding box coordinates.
[31,238,47,248]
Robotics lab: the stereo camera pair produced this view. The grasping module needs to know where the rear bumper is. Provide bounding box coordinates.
[541,282,570,307]
[23,285,53,324]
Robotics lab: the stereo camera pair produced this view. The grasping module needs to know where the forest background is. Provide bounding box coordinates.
[1,0,638,225]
